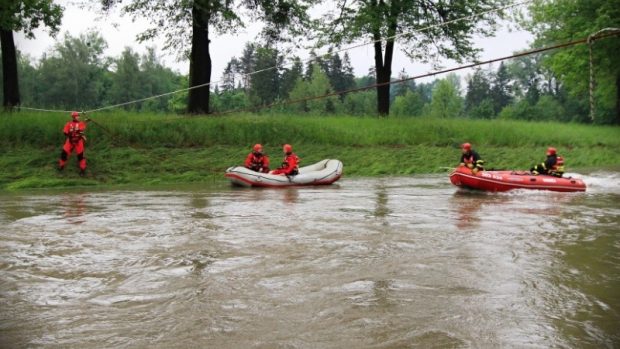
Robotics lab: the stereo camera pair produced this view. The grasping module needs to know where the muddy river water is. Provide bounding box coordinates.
[1,173,619,348]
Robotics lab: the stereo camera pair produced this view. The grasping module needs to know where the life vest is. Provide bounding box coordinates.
[249,154,267,169]
[551,156,564,173]
[281,153,300,175]
[65,121,86,144]
[245,152,269,173]
[463,153,475,164]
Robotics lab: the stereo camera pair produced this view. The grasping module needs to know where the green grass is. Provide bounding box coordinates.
[1,111,619,190]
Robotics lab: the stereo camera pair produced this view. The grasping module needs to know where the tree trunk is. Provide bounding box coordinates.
[187,3,211,114]
[371,1,397,117]
[1,29,20,110]
[373,31,396,117]
[373,41,395,117]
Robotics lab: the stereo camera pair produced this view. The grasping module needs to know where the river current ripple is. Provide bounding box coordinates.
[1,173,619,348]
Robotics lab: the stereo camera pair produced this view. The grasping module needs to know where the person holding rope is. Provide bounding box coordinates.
[58,111,89,176]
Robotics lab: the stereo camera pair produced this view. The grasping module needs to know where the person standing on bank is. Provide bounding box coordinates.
[58,111,89,176]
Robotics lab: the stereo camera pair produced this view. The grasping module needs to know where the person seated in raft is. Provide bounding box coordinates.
[245,143,270,173]
[530,147,565,177]
[459,142,485,173]
[269,144,299,176]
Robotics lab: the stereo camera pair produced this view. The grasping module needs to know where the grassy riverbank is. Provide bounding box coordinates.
[1,112,619,190]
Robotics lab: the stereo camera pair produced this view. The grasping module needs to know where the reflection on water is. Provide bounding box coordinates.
[373,184,390,220]
[60,193,88,224]
[450,191,487,229]
[281,187,300,204]
[0,173,619,348]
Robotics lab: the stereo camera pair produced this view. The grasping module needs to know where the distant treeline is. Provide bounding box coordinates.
[1,31,610,123]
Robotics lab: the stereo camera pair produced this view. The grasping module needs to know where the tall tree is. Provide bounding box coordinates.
[249,45,282,106]
[326,52,356,99]
[429,75,463,119]
[18,53,39,107]
[526,0,620,123]
[490,62,512,113]
[36,32,109,110]
[394,69,411,97]
[239,43,256,91]
[221,57,241,92]
[305,50,326,81]
[289,64,337,113]
[319,0,506,116]
[505,56,541,100]
[392,88,424,117]
[465,69,491,110]
[464,68,493,118]
[109,47,143,108]
[341,53,356,90]
[280,56,303,99]
[0,0,62,109]
[101,0,312,114]
[140,47,181,111]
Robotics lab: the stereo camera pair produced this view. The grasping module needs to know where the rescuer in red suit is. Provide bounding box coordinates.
[270,144,299,176]
[244,143,270,173]
[58,111,89,176]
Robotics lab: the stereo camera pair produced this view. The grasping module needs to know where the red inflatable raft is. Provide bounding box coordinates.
[449,166,586,192]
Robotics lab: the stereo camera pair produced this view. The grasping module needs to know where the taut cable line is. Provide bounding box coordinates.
[210,31,620,116]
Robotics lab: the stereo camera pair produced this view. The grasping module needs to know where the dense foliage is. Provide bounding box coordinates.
[525,0,620,124]
[4,29,606,122]
[0,0,63,107]
[314,0,508,116]
[99,0,313,114]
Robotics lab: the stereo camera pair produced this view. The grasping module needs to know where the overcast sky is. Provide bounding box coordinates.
[15,0,534,86]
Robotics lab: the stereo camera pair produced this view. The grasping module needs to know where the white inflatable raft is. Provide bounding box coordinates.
[225,159,343,187]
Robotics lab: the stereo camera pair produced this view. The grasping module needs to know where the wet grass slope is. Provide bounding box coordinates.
[1,111,618,190]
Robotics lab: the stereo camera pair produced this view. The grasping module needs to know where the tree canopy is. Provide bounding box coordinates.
[0,0,62,38]
[100,0,313,114]
[317,0,507,115]
[1,0,63,108]
[526,0,620,123]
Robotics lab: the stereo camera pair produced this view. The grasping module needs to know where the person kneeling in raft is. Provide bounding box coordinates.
[459,142,485,173]
[269,144,299,176]
[245,143,270,173]
[530,147,564,178]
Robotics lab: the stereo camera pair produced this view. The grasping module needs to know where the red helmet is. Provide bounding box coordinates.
[546,147,557,156]
[283,144,292,153]
[461,142,471,151]
[71,111,80,119]
[253,144,263,153]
